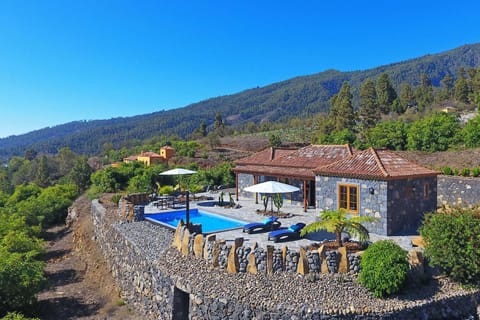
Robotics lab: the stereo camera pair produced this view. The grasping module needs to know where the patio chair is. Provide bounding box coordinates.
[267,222,306,243]
[242,216,281,234]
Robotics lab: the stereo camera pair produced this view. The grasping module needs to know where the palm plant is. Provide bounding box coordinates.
[300,209,378,247]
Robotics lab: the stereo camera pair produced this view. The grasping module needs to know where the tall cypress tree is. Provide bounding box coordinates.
[376,73,397,114]
[358,79,380,130]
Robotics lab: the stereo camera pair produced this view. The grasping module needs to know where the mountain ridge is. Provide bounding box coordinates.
[1,43,479,160]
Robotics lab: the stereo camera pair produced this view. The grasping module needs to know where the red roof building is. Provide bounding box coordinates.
[235,145,438,235]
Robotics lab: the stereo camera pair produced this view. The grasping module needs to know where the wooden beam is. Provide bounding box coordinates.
[303,180,308,212]
[254,175,258,204]
[235,174,239,201]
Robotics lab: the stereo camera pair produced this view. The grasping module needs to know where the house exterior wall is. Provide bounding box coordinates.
[237,173,255,198]
[386,176,437,235]
[160,147,175,160]
[236,173,304,207]
[315,176,388,235]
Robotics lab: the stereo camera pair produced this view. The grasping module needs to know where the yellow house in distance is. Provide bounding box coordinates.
[441,106,457,113]
[123,146,175,166]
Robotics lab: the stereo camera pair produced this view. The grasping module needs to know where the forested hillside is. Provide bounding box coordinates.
[1,43,479,160]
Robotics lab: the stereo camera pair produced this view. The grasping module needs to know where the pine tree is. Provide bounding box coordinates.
[438,74,454,101]
[358,79,380,130]
[376,73,397,114]
[454,71,470,103]
[214,112,226,136]
[415,73,434,111]
[329,81,355,132]
[399,82,416,112]
[35,155,51,187]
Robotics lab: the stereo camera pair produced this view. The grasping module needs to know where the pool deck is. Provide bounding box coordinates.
[144,191,417,251]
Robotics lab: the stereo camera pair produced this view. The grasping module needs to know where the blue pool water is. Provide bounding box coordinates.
[145,209,248,233]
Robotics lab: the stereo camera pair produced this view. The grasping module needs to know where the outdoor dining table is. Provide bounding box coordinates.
[156,195,175,210]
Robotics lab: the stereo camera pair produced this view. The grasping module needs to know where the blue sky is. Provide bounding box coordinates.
[0,0,479,138]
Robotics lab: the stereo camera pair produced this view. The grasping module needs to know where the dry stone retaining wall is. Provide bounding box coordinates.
[438,175,480,207]
[92,200,479,319]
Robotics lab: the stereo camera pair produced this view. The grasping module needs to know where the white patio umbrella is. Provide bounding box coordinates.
[244,181,300,212]
[159,168,197,227]
[159,168,197,176]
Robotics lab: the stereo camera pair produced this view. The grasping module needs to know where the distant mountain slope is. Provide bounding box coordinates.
[1,43,479,160]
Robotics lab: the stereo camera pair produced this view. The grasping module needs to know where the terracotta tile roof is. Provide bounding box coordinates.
[235,147,297,165]
[138,151,163,158]
[233,164,317,180]
[161,146,175,150]
[124,155,138,161]
[274,144,354,168]
[234,144,354,179]
[314,148,438,180]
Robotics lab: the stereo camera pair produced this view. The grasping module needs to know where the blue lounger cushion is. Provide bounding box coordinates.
[243,216,281,233]
[268,222,306,243]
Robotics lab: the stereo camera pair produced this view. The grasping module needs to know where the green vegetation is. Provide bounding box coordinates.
[1,313,40,320]
[358,240,409,298]
[420,208,480,284]
[89,161,235,198]
[272,193,283,213]
[0,150,83,317]
[1,43,480,160]
[300,209,377,247]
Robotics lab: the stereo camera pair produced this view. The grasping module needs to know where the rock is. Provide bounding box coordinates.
[192,234,203,257]
[181,228,191,256]
[337,247,348,273]
[296,247,309,275]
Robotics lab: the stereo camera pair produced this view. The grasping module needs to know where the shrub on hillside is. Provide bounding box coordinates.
[420,209,480,284]
[358,240,409,297]
[460,167,470,177]
[472,166,480,177]
[442,166,454,175]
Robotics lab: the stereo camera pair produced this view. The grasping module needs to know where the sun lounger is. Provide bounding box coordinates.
[242,216,281,234]
[267,222,306,243]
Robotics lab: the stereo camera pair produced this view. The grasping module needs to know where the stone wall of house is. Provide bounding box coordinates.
[387,177,437,235]
[438,175,480,207]
[315,176,388,235]
[92,200,479,319]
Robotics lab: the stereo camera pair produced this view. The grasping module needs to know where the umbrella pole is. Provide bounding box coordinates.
[186,190,190,227]
[270,195,274,214]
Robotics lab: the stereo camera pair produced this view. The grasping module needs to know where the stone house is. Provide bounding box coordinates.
[234,145,438,236]
[233,144,354,212]
[314,147,438,235]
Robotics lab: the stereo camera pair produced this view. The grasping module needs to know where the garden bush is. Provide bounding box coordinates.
[420,208,480,284]
[358,240,409,297]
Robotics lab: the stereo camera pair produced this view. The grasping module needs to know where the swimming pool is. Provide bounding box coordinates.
[145,208,248,233]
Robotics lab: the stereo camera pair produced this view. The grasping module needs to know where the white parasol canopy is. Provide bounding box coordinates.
[159,168,197,176]
[159,168,197,227]
[244,181,300,194]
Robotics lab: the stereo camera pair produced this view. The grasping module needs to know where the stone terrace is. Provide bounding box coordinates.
[144,190,416,250]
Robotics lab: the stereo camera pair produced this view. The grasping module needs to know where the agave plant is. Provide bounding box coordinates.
[300,209,378,247]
